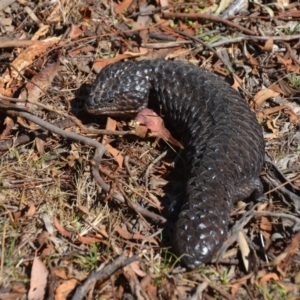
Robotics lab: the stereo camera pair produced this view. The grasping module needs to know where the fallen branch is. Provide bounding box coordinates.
[3,107,124,201]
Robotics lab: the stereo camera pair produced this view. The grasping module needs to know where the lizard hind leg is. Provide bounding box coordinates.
[234,177,267,203]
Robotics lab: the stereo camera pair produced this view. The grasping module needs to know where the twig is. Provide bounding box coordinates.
[118,181,167,223]
[124,156,139,187]
[163,12,257,36]
[141,40,193,49]
[117,184,152,228]
[0,223,6,284]
[174,29,234,73]
[209,34,300,48]
[0,118,74,151]
[71,253,140,300]
[121,180,162,211]
[144,150,168,189]
[255,211,300,231]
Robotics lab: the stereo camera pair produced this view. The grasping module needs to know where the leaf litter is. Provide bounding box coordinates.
[0,0,300,299]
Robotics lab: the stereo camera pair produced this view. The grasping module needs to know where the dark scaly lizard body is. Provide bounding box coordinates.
[85,59,265,269]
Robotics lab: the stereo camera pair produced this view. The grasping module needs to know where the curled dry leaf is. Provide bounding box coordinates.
[55,279,78,300]
[114,0,132,14]
[19,61,60,105]
[79,6,92,24]
[77,235,104,245]
[93,49,148,72]
[259,272,279,286]
[276,55,300,75]
[54,217,72,238]
[261,38,274,52]
[129,261,147,277]
[103,117,124,168]
[256,105,288,123]
[135,108,183,149]
[24,202,37,217]
[284,108,299,125]
[28,257,49,300]
[238,231,251,273]
[0,116,14,140]
[252,88,280,108]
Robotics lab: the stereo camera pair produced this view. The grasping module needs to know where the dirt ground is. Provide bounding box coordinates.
[0,0,300,299]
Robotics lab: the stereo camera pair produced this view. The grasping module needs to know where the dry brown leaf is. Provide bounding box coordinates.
[24,202,36,217]
[31,25,50,41]
[135,124,148,138]
[114,0,132,14]
[238,231,250,273]
[55,279,78,300]
[0,116,14,140]
[260,216,272,249]
[77,235,104,245]
[70,45,94,56]
[260,216,272,232]
[268,252,288,266]
[269,83,288,96]
[231,74,243,89]
[53,268,68,280]
[54,217,72,238]
[35,137,46,156]
[105,144,124,168]
[46,0,71,23]
[68,24,84,40]
[280,232,300,270]
[130,261,147,277]
[284,108,299,125]
[115,224,158,245]
[252,89,280,108]
[231,280,246,296]
[135,108,183,149]
[28,257,49,300]
[77,205,90,215]
[259,272,279,286]
[93,55,136,71]
[13,203,37,222]
[276,55,300,74]
[19,61,60,104]
[0,38,60,86]
[80,6,92,23]
[93,50,148,71]
[256,105,288,123]
[146,284,159,300]
[95,226,109,238]
[262,38,273,52]
[37,231,54,259]
[103,117,124,168]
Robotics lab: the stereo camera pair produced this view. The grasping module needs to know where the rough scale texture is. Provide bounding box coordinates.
[85,60,265,269]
